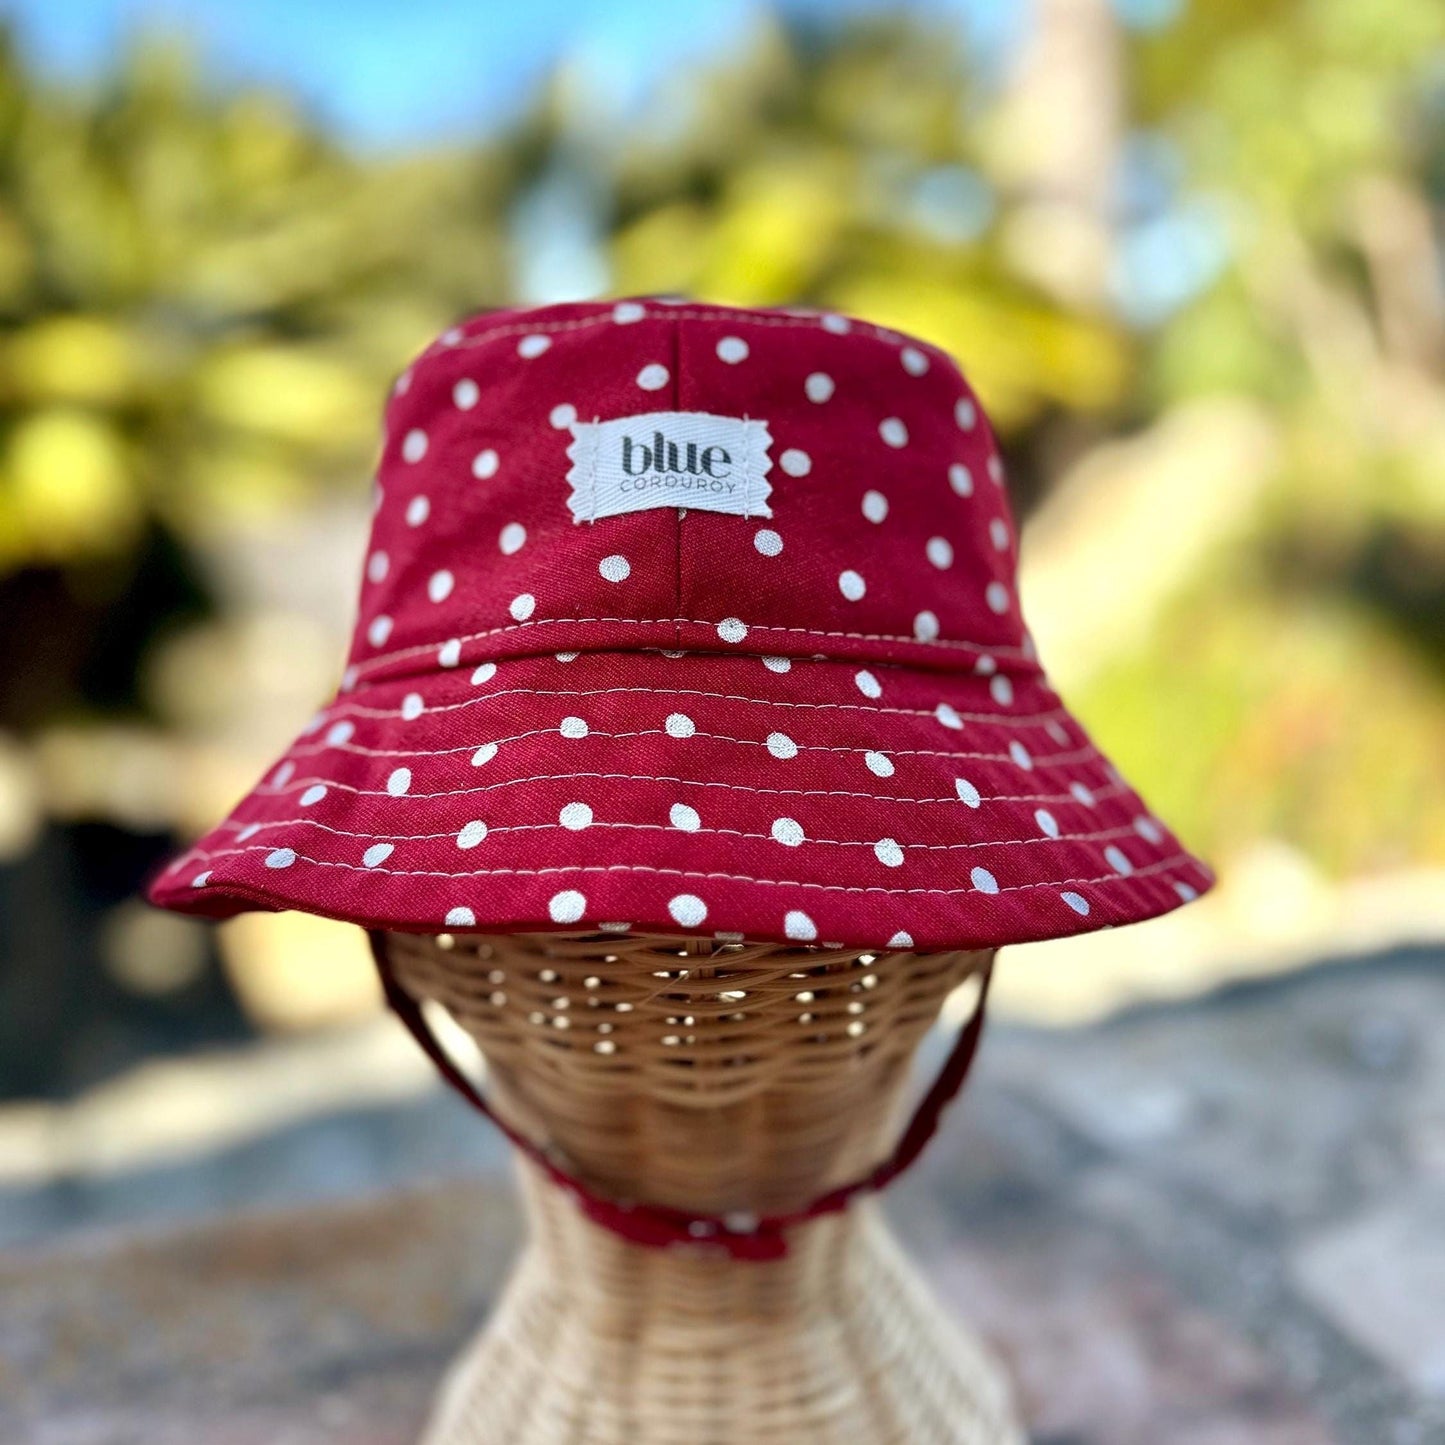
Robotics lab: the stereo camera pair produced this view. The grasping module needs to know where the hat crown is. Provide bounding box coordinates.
[351,298,1029,687]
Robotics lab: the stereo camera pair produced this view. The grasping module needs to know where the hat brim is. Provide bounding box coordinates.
[148,647,1212,950]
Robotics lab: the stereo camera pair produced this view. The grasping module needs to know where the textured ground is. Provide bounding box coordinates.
[2,945,1442,1445]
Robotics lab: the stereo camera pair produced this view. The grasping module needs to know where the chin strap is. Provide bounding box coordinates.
[370,932,993,1262]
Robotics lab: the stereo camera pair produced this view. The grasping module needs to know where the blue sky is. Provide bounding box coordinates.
[0,0,1029,148]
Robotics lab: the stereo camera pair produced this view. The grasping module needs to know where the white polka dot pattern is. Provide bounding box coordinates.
[668,893,707,926]
[785,910,818,941]
[549,889,585,923]
[766,731,798,760]
[148,296,1211,954]
[669,803,701,832]
[560,802,593,830]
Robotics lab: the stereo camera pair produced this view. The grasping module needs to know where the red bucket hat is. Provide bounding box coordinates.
[148,297,1212,950]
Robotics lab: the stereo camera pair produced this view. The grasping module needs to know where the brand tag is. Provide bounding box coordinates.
[566,411,773,522]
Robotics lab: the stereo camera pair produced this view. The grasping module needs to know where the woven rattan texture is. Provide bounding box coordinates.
[420,1161,1023,1445]
[383,931,992,1215]
[386,931,1020,1441]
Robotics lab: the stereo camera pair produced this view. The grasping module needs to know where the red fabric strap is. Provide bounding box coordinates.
[370,932,993,1262]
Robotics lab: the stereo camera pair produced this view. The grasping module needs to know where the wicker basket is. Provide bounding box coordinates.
[380,930,1024,1444]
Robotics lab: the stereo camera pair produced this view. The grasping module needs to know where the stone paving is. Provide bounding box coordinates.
[1,944,1442,1444]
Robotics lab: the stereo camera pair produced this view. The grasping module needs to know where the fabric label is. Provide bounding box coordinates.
[566,410,773,522]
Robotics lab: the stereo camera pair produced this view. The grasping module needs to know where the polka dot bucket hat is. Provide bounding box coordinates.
[149,297,1213,949]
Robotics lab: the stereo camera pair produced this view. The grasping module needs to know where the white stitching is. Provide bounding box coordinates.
[217,814,1143,853]
[322,683,1072,729]
[276,731,1099,772]
[349,615,1034,679]
[253,772,1129,809]
[179,848,1198,897]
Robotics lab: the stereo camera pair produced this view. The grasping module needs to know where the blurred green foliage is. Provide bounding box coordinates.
[1105,0,1445,873]
[1,3,1442,881]
[0,29,517,571]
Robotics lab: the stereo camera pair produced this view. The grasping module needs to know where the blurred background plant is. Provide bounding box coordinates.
[1,0,1442,1105]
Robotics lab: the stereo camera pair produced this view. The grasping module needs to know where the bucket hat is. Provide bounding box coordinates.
[148,297,1212,950]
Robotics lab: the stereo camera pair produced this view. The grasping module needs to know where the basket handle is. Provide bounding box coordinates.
[370,932,993,1262]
